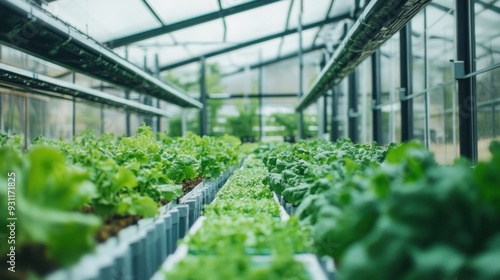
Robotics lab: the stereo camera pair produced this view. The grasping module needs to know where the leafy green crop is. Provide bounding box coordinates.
[260,139,391,205]
[0,146,101,266]
[204,198,280,218]
[167,156,312,279]
[186,215,310,255]
[159,132,241,180]
[165,252,309,280]
[0,126,243,277]
[260,139,500,279]
[216,167,273,200]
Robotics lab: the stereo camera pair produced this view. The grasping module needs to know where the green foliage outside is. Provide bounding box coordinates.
[164,64,225,137]
[226,99,259,139]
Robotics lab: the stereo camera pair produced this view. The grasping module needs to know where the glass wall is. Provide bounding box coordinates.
[379,34,401,145]
[0,43,172,142]
[474,0,500,160]
[334,79,348,140]
[357,58,373,144]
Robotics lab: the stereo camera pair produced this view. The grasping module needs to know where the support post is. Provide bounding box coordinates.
[319,53,328,139]
[72,71,76,138]
[330,85,340,142]
[199,58,208,136]
[400,24,413,142]
[258,65,264,141]
[24,94,28,149]
[298,0,305,139]
[456,0,477,162]
[125,47,131,136]
[154,53,161,133]
[371,50,382,144]
[100,83,105,134]
[143,53,153,127]
[323,94,328,137]
[348,70,359,143]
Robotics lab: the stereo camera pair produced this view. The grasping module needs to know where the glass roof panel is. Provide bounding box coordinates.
[170,20,225,43]
[315,22,346,47]
[220,0,256,9]
[227,39,282,66]
[288,0,333,28]
[130,34,176,49]
[280,28,319,54]
[329,0,355,17]
[45,0,355,73]
[225,1,290,42]
[207,56,242,73]
[155,46,193,66]
[187,43,232,57]
[114,35,193,70]
[146,0,219,25]
[46,0,162,42]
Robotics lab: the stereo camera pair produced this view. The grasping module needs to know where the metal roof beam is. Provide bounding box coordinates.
[141,0,164,26]
[311,0,337,47]
[208,93,299,99]
[222,44,326,77]
[428,2,453,14]
[476,0,500,14]
[277,0,296,58]
[217,0,228,42]
[160,13,352,71]
[105,0,282,48]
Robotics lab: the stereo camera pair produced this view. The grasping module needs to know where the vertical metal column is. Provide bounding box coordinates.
[100,83,105,134]
[72,71,76,138]
[330,85,340,142]
[348,70,359,143]
[181,110,187,136]
[125,47,131,136]
[0,86,3,132]
[423,8,430,149]
[199,57,208,136]
[323,95,328,137]
[0,47,3,131]
[400,24,413,142]
[23,94,28,149]
[371,50,382,144]
[125,90,131,136]
[297,0,305,139]
[319,53,328,139]
[154,54,161,133]
[456,0,477,162]
[258,65,264,141]
[100,103,105,134]
[143,53,153,127]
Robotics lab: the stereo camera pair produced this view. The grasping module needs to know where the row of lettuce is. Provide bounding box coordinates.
[163,157,312,280]
[0,127,248,278]
[258,139,500,279]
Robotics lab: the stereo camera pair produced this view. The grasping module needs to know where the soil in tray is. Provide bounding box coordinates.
[95,214,141,243]
[181,175,203,197]
[0,244,58,280]
[81,205,142,243]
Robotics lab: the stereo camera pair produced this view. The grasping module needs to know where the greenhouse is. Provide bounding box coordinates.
[0,0,499,279]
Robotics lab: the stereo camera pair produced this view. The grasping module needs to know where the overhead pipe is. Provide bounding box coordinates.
[296,0,432,111]
[0,63,171,118]
[0,0,202,109]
